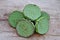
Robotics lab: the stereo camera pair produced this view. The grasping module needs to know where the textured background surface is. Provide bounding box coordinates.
[0,0,60,40]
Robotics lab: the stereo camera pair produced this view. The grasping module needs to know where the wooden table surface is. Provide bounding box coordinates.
[0,0,60,40]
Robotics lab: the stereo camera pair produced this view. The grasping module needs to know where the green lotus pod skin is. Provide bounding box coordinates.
[35,18,49,34]
[8,11,24,28]
[16,20,35,37]
[23,4,41,21]
[41,11,50,20]
[35,11,50,34]
[36,11,50,22]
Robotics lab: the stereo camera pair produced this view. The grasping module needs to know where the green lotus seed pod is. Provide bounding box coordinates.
[36,11,50,22]
[41,11,50,20]
[23,4,41,21]
[35,11,50,34]
[35,18,49,34]
[8,11,24,28]
[16,20,35,37]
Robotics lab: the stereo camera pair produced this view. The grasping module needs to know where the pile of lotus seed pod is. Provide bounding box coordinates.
[8,4,50,38]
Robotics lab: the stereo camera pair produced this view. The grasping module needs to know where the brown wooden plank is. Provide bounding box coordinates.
[0,37,28,40]
[0,0,60,40]
[0,18,60,35]
[44,35,60,40]
[0,36,44,40]
[0,32,44,40]
[0,0,60,19]
[46,18,60,35]
[0,21,15,32]
[0,31,18,37]
[0,10,60,20]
